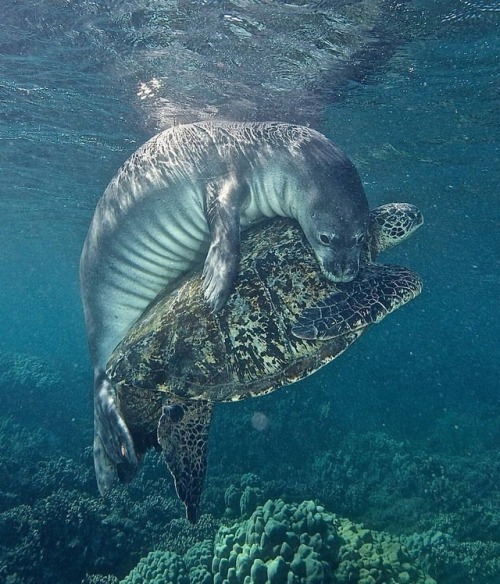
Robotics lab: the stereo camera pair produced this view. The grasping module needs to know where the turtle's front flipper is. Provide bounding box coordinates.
[292,264,422,340]
[157,398,213,524]
[94,374,138,495]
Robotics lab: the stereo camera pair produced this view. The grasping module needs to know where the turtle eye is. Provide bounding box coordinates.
[319,234,331,245]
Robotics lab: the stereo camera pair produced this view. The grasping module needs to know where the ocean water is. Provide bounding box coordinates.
[0,1,498,583]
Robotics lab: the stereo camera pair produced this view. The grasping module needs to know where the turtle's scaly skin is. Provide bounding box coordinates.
[107,203,423,522]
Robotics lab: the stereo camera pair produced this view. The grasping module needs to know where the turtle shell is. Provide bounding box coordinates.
[108,219,363,405]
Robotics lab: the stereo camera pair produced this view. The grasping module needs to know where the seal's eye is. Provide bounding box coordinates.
[319,234,331,245]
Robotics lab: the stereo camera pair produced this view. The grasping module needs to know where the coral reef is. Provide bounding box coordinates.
[0,351,498,583]
[0,352,89,452]
[223,473,265,520]
[120,550,190,584]
[403,529,500,584]
[0,417,203,584]
[121,499,434,584]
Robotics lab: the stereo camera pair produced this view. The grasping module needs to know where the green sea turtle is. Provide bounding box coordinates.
[106,203,423,522]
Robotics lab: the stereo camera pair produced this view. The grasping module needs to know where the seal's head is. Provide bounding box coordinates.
[299,157,369,283]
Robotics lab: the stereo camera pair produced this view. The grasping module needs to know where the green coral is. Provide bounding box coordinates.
[211,499,338,583]
[184,539,212,584]
[403,529,500,582]
[212,499,433,584]
[223,473,265,520]
[121,499,433,584]
[0,352,65,391]
[82,575,119,584]
[335,519,436,584]
[120,550,189,584]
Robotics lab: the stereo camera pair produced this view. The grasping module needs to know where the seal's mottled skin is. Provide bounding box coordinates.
[106,203,423,522]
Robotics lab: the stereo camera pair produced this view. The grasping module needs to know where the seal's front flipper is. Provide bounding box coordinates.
[203,234,240,311]
[292,263,422,340]
[157,398,213,524]
[94,374,138,495]
[202,178,248,311]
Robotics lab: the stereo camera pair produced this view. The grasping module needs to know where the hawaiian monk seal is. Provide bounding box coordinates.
[80,121,369,494]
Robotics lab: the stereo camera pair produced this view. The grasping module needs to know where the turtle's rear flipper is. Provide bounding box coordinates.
[292,263,422,340]
[158,398,213,524]
[94,374,138,495]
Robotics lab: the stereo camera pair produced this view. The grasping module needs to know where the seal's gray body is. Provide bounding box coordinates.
[80,121,369,494]
[81,122,368,369]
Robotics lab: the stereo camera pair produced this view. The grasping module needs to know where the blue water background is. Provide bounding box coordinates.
[0,0,498,582]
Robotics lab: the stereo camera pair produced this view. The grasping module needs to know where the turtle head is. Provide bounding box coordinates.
[365,203,424,261]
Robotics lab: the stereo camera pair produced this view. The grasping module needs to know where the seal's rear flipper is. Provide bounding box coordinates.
[292,263,422,340]
[157,398,213,524]
[94,374,138,495]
